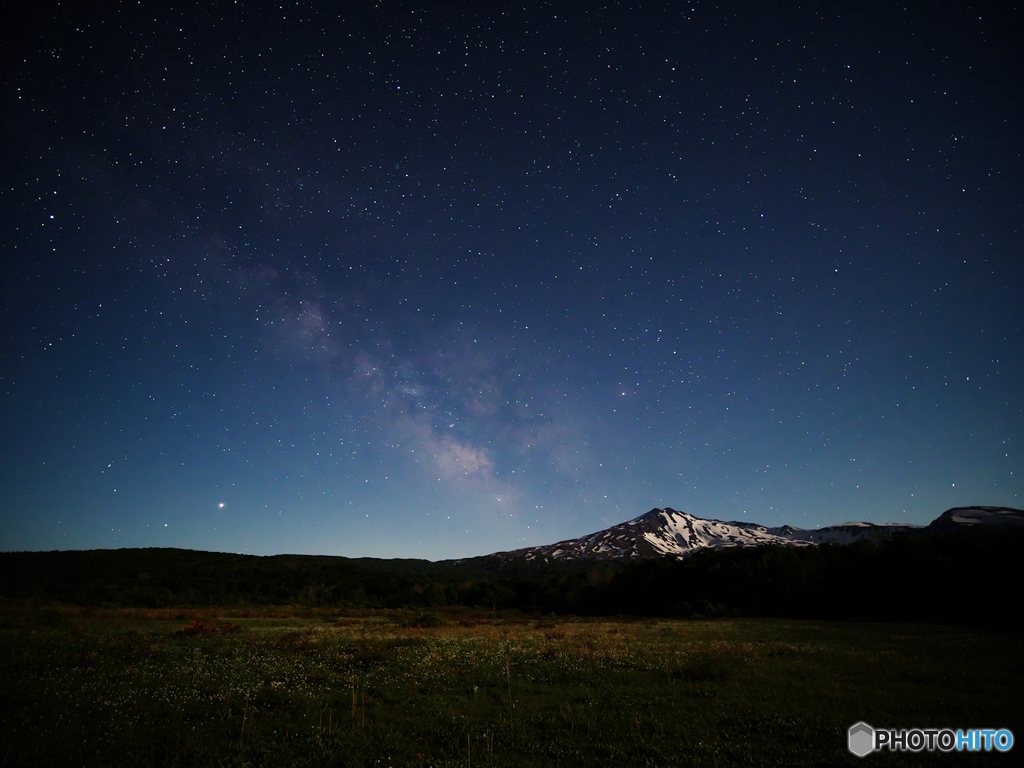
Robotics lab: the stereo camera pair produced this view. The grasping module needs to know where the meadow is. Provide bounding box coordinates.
[0,607,1019,767]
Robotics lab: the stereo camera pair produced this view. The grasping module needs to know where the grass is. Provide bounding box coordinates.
[0,606,1020,766]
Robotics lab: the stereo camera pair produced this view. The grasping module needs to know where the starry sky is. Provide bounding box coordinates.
[2,1,1021,560]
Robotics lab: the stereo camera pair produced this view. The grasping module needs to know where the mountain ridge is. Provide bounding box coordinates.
[469,505,1024,567]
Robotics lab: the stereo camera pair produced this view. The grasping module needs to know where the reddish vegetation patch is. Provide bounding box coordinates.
[176,619,244,637]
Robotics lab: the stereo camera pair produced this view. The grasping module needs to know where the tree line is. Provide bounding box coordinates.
[1,525,1019,627]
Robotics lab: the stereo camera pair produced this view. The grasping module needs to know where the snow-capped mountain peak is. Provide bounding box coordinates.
[481,506,1022,566]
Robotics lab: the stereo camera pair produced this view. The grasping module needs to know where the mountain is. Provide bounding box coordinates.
[921,505,1024,535]
[475,506,1024,567]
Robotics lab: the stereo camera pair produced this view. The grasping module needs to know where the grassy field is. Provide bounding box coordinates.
[0,607,1019,767]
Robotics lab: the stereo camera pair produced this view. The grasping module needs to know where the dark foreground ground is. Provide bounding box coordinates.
[1,606,1019,767]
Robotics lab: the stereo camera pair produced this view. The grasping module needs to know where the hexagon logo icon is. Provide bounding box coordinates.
[848,722,875,757]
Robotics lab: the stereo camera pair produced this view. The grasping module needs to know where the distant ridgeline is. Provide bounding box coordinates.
[468,506,1024,564]
[1,506,1021,626]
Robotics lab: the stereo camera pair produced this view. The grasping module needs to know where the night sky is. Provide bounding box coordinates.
[2,1,1021,560]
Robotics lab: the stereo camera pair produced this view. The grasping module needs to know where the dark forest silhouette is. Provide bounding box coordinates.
[2,525,1020,628]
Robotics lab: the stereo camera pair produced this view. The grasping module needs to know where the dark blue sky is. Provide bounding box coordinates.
[2,1,1021,559]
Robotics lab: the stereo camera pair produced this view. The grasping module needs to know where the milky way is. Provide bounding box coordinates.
[2,1,1020,558]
